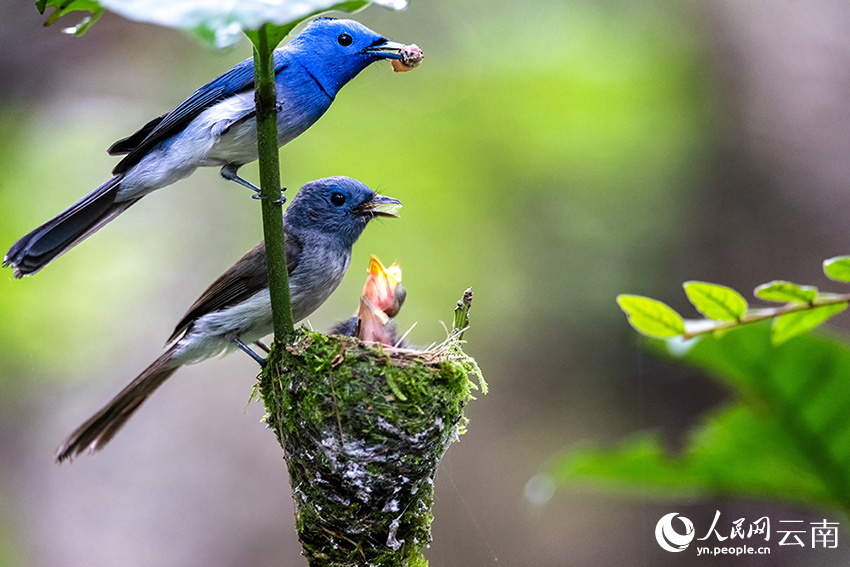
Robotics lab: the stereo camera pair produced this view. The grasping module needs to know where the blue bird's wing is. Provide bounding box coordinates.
[167,231,302,343]
[107,114,167,155]
[112,52,288,175]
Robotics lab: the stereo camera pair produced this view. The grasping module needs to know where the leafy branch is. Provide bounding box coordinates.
[618,256,850,345]
[546,258,850,517]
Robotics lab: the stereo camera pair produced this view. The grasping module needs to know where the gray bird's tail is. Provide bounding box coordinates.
[56,347,180,463]
[4,175,138,277]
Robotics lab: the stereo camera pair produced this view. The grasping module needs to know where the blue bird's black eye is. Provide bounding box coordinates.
[331,192,346,206]
[337,33,353,46]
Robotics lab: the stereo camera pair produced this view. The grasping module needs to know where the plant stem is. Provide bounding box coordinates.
[681,294,850,340]
[452,287,473,340]
[252,23,295,339]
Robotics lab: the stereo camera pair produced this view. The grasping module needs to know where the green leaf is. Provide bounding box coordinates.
[244,22,300,51]
[755,280,818,303]
[65,10,103,35]
[37,0,406,47]
[616,295,685,338]
[548,326,850,509]
[244,1,377,49]
[551,407,830,503]
[39,0,103,33]
[40,0,103,16]
[683,281,747,321]
[824,256,850,282]
[771,303,847,345]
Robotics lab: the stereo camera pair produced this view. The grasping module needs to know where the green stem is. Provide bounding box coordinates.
[681,294,850,340]
[252,24,295,339]
[452,287,473,340]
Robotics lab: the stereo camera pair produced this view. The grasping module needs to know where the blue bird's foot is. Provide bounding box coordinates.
[221,164,261,193]
[222,165,285,205]
[251,190,287,206]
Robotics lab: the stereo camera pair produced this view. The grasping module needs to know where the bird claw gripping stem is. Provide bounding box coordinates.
[251,190,287,206]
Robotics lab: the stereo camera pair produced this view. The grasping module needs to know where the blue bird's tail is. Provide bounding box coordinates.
[4,175,137,277]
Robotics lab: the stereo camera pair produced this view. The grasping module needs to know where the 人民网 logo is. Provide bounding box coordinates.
[655,513,695,552]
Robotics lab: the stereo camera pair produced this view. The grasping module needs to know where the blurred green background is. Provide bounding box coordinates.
[2,0,850,565]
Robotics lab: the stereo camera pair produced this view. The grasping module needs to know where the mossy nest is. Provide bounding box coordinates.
[260,329,485,567]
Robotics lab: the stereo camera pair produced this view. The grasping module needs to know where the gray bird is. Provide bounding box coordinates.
[56,176,401,462]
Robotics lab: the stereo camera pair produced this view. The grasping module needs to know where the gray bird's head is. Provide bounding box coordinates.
[287,18,407,98]
[285,177,402,248]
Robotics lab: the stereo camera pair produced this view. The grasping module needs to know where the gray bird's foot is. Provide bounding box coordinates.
[232,337,267,367]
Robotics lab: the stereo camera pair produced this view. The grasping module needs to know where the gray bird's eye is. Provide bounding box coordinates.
[331,192,346,206]
[337,33,353,46]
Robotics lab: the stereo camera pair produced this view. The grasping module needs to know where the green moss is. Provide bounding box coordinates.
[260,329,484,567]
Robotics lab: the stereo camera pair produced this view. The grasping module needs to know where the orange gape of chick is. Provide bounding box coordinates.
[356,256,406,345]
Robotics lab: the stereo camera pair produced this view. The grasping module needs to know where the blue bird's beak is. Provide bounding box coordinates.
[356,194,402,218]
[364,39,406,60]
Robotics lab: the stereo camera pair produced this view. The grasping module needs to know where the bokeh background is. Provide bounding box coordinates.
[2,1,850,565]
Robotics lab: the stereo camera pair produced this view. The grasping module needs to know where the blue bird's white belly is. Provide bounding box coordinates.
[117,93,257,201]
[199,90,261,166]
[116,125,215,201]
[203,83,332,166]
[116,72,331,202]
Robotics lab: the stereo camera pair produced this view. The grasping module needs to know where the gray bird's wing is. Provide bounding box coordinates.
[111,51,289,174]
[167,231,302,343]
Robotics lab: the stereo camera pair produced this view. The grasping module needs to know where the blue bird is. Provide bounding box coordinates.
[55,176,401,461]
[5,18,408,278]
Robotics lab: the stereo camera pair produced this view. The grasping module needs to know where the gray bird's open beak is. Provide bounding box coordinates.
[356,194,402,218]
[364,40,406,60]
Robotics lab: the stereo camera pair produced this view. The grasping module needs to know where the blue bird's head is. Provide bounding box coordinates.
[287,18,407,98]
[285,177,402,248]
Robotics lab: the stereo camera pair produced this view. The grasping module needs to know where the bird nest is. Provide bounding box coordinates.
[260,329,485,567]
